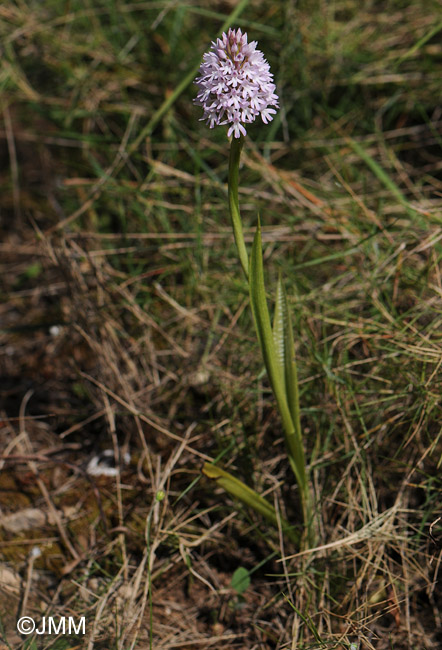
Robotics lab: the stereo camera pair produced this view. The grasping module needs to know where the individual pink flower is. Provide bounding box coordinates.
[194,28,279,138]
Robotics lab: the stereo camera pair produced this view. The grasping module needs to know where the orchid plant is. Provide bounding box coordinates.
[195,28,312,547]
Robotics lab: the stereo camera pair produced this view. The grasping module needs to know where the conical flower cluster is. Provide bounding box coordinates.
[194,28,279,138]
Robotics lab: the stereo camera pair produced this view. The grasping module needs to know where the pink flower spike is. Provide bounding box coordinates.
[194,28,279,138]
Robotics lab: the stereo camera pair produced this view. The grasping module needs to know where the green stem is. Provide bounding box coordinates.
[225,134,313,548]
[228,135,249,279]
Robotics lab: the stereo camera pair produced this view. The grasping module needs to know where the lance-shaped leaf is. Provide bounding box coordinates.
[249,221,294,437]
[202,463,299,545]
[250,224,308,497]
[272,273,286,397]
[277,275,308,495]
[274,275,302,444]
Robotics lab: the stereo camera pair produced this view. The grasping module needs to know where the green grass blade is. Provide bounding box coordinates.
[347,137,418,219]
[283,594,327,647]
[395,20,442,66]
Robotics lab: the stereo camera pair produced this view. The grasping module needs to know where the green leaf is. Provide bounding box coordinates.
[24,262,43,279]
[249,224,309,522]
[202,463,299,545]
[231,566,250,595]
[283,594,327,647]
[347,137,419,220]
[272,273,286,396]
[280,277,299,434]
[249,220,293,438]
[272,272,301,429]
